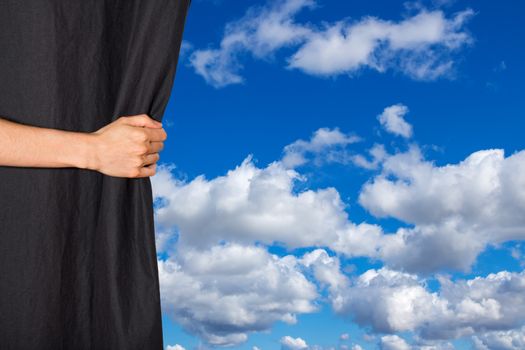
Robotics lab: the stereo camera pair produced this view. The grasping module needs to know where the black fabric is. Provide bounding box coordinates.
[0,1,191,349]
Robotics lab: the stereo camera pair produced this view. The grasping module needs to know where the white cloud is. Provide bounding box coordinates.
[335,268,448,334]
[281,335,309,350]
[288,8,473,80]
[189,0,474,87]
[152,109,525,345]
[153,123,525,277]
[158,243,318,346]
[510,243,525,268]
[412,338,455,350]
[351,144,387,170]
[153,121,525,277]
[166,345,186,350]
[300,249,351,312]
[357,146,525,272]
[378,104,413,138]
[472,326,525,350]
[340,333,350,340]
[381,335,412,350]
[327,267,525,340]
[152,155,349,251]
[381,336,455,350]
[281,127,361,169]
[151,147,387,270]
[189,0,315,87]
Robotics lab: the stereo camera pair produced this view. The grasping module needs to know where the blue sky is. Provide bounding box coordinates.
[152,1,525,349]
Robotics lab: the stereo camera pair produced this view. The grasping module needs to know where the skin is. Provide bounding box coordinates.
[0,114,167,178]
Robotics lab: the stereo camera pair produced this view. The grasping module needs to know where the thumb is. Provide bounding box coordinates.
[121,114,163,128]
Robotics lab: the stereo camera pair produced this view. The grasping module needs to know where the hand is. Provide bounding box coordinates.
[88,114,167,178]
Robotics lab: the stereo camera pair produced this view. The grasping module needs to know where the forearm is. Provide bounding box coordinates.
[0,117,98,170]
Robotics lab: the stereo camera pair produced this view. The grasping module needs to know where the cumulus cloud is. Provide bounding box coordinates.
[351,144,387,170]
[357,146,525,272]
[281,336,309,350]
[325,267,525,341]
[380,335,411,350]
[334,268,447,334]
[472,326,525,350]
[152,154,350,251]
[299,249,351,312]
[152,109,525,345]
[166,345,186,350]
[151,146,385,268]
[153,119,525,277]
[189,0,474,87]
[380,336,454,350]
[378,104,413,138]
[281,127,361,169]
[158,243,318,346]
[189,0,315,87]
[287,8,473,80]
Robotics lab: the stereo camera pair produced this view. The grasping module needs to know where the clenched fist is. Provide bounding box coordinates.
[89,114,167,178]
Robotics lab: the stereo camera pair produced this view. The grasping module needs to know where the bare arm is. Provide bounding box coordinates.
[0,114,167,178]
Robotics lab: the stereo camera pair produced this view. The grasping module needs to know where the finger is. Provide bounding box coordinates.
[143,127,167,142]
[120,114,163,128]
[137,163,157,178]
[141,153,160,166]
[147,141,164,154]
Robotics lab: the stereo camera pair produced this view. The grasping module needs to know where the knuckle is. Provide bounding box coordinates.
[131,129,141,139]
[134,156,144,167]
[150,154,160,164]
[136,144,149,154]
[137,130,149,142]
[131,130,147,143]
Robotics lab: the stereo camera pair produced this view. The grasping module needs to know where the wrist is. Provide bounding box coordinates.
[75,132,100,171]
